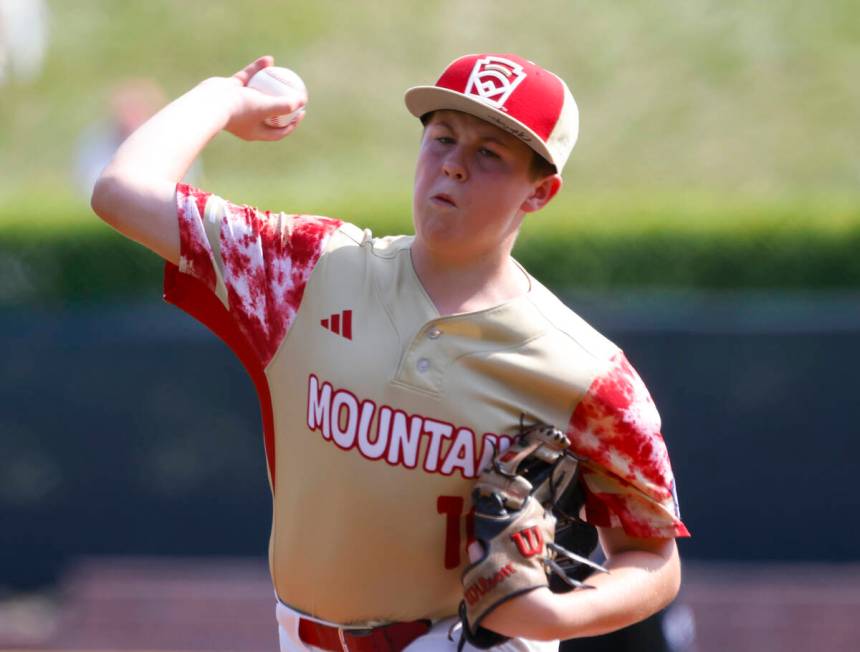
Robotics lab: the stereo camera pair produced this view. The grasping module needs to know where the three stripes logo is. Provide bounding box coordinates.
[320,309,353,340]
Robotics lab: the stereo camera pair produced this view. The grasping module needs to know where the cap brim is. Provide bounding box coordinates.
[404,85,557,168]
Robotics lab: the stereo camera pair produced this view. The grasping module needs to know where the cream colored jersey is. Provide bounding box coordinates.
[164,184,689,625]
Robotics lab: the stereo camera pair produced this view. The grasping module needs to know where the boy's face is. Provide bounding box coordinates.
[412,110,559,262]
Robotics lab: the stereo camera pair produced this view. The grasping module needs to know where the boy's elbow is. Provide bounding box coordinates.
[91,174,119,225]
[91,172,138,231]
[660,541,682,608]
[89,173,180,264]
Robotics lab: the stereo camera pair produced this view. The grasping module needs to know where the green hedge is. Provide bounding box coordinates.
[1,196,859,305]
[515,225,860,291]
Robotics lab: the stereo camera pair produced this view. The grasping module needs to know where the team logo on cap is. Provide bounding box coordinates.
[464,56,527,109]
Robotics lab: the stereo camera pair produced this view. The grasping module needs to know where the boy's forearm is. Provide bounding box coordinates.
[91,57,304,264]
[91,79,240,264]
[103,79,234,184]
[480,540,681,641]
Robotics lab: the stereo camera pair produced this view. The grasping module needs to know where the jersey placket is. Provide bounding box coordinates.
[393,321,451,394]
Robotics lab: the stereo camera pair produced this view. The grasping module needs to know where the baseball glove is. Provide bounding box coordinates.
[457,420,608,649]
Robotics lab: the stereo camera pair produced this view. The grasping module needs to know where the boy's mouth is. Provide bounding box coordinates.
[432,193,457,208]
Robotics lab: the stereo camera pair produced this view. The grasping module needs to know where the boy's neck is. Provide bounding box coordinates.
[409,242,530,317]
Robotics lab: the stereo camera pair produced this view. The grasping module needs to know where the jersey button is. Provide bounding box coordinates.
[428,328,442,340]
[417,358,431,373]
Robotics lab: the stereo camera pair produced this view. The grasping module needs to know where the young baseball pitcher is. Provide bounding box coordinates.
[92,53,690,651]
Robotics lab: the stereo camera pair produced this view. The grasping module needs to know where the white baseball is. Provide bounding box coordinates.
[246,66,307,128]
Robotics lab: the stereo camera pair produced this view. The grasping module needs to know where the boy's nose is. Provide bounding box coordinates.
[441,151,468,181]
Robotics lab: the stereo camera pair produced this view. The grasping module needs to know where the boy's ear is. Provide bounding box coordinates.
[521,174,563,214]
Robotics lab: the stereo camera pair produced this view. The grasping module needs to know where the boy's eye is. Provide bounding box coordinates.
[435,136,454,145]
[479,147,500,159]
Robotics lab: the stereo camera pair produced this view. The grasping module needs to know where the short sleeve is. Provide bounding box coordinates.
[567,351,690,538]
[163,183,343,367]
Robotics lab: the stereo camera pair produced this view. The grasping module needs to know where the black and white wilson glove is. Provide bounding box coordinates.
[457,421,608,649]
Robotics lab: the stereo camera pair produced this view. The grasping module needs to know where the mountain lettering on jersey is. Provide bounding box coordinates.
[306,374,513,479]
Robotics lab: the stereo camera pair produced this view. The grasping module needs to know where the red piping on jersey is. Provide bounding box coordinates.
[164,264,277,493]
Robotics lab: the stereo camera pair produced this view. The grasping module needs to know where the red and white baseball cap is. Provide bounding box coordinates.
[405,53,579,173]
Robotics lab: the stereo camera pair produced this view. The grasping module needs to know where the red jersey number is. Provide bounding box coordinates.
[437,495,475,569]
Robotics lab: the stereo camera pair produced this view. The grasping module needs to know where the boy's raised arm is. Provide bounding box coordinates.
[90,56,306,264]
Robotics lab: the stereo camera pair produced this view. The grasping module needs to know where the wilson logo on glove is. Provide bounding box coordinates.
[511,526,544,557]
[464,563,516,606]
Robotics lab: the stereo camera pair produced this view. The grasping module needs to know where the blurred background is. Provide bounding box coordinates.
[1,1,858,650]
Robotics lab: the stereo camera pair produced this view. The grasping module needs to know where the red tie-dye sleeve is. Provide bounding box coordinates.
[567,352,690,538]
[165,183,343,367]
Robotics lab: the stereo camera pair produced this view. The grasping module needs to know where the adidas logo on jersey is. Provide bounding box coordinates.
[320,309,352,340]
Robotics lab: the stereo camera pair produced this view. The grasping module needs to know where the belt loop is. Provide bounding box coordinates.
[337,627,349,652]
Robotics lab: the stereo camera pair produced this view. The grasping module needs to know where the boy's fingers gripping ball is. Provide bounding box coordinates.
[246,66,307,128]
